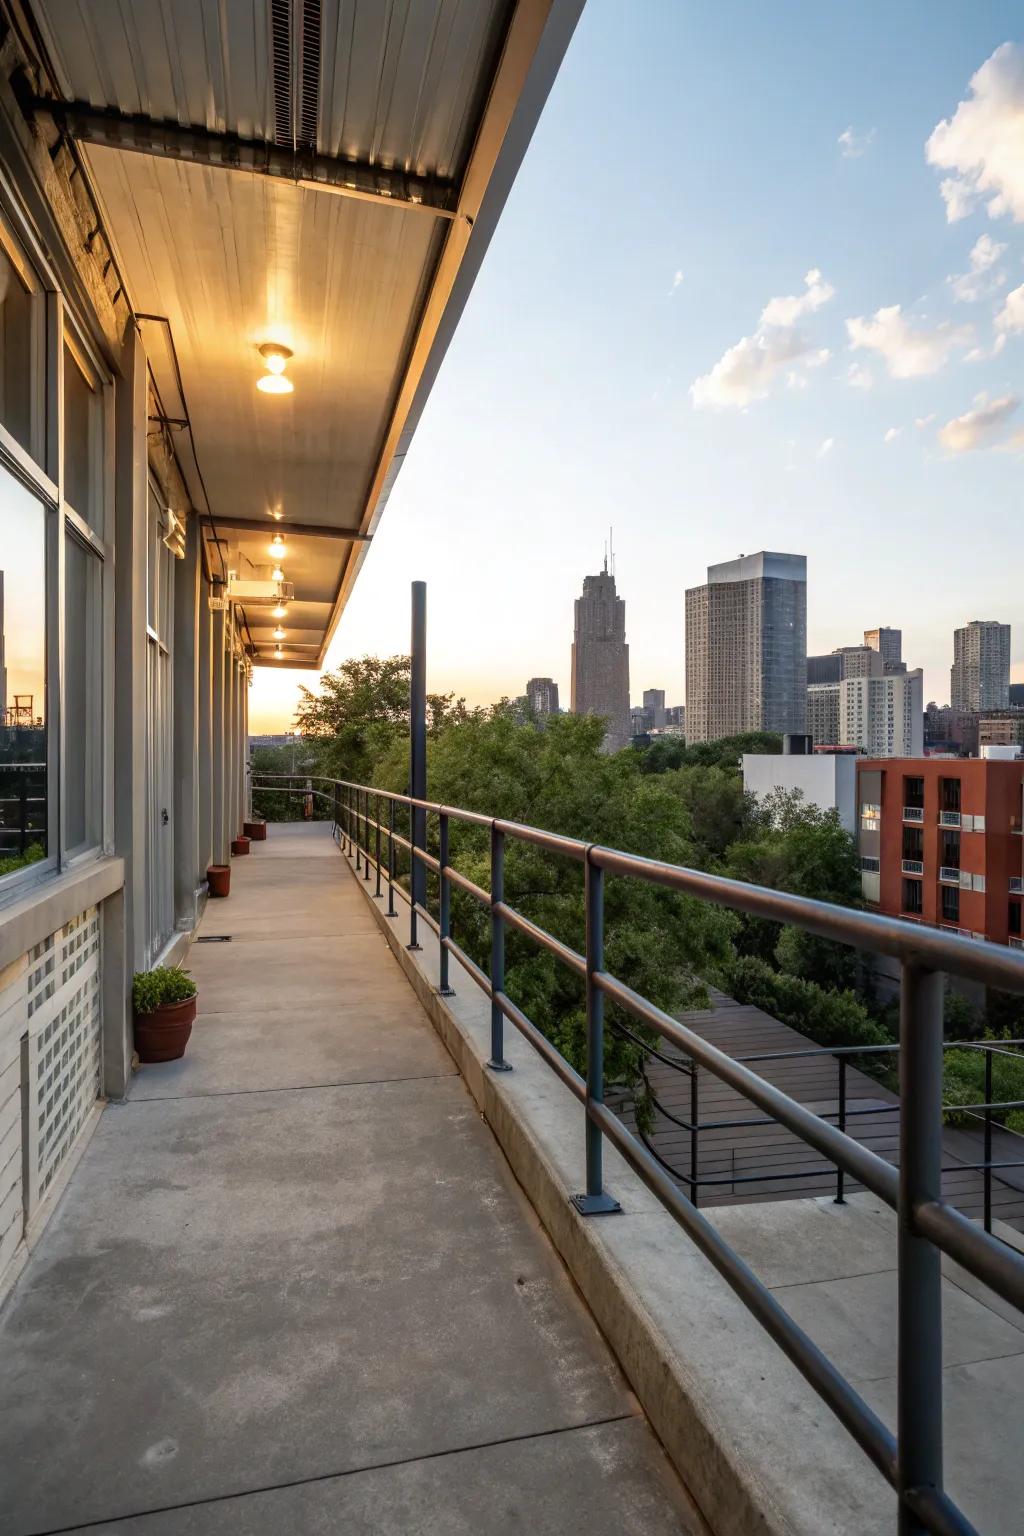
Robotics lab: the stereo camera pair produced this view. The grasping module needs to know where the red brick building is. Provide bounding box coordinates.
[857,757,1024,947]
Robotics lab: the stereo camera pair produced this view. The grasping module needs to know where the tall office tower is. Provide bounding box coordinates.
[864,627,903,673]
[951,621,1011,711]
[525,677,559,717]
[808,653,842,685]
[570,564,630,751]
[807,683,840,747]
[1010,683,1024,708]
[684,552,807,743]
[642,688,666,727]
[665,704,686,731]
[839,669,924,757]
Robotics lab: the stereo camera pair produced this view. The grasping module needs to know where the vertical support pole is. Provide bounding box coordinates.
[386,797,397,917]
[345,786,353,855]
[984,1048,993,1235]
[573,851,619,1214]
[487,823,511,1070]
[374,793,382,897]
[438,812,454,996]
[690,1065,699,1208]
[362,788,371,881]
[409,581,427,949]
[897,964,944,1534]
[835,1056,847,1205]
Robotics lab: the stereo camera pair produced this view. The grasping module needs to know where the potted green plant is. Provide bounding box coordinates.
[133,966,198,1063]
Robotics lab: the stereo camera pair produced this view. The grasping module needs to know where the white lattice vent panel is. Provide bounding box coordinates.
[26,906,102,1214]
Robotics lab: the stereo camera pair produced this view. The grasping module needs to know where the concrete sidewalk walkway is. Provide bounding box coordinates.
[0,822,702,1535]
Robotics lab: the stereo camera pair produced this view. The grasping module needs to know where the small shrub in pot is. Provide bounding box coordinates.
[133,966,198,1063]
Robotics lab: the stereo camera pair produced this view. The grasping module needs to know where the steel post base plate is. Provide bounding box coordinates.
[438,986,456,998]
[487,1058,513,1072]
[571,1192,621,1216]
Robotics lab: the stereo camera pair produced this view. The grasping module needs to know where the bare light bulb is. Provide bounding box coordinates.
[271,565,284,582]
[268,533,286,558]
[257,373,293,395]
[257,342,294,395]
[272,604,287,619]
[273,626,285,641]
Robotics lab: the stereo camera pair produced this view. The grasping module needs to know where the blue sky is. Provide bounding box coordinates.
[253,1,1023,730]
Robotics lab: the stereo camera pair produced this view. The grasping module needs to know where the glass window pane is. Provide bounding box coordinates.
[64,531,101,852]
[63,341,97,525]
[0,245,33,454]
[0,465,47,876]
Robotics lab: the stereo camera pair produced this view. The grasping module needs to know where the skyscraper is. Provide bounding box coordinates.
[684,551,807,743]
[570,564,630,751]
[951,621,1011,711]
[525,677,559,717]
[840,669,924,757]
[642,688,666,727]
[807,682,840,747]
[864,627,903,672]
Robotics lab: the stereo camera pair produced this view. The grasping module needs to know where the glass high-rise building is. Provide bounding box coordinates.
[685,552,807,743]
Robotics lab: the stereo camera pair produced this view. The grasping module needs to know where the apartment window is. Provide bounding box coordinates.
[861,855,880,873]
[941,885,960,925]
[0,466,49,882]
[62,336,104,534]
[902,879,923,916]
[861,801,881,832]
[1011,902,1022,937]
[902,827,923,860]
[941,830,961,868]
[63,530,102,854]
[904,775,924,810]
[0,241,35,454]
[941,777,961,813]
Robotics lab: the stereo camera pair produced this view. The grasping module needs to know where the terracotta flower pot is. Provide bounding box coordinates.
[244,820,266,841]
[207,864,230,897]
[231,835,250,856]
[134,994,196,1063]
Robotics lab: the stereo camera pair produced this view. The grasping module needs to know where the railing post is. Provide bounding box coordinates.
[438,812,455,997]
[690,1064,699,1209]
[374,793,382,898]
[984,1047,993,1234]
[362,789,371,881]
[487,823,511,1071]
[897,963,944,1534]
[835,1057,847,1205]
[573,849,620,1214]
[407,798,421,950]
[386,798,397,918]
[354,786,361,871]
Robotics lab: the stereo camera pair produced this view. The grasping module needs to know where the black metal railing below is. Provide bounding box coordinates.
[252,772,1024,1536]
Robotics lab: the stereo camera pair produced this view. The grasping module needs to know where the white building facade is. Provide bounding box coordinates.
[839,669,924,757]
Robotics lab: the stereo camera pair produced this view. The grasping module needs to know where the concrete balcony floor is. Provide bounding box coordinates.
[0,822,703,1535]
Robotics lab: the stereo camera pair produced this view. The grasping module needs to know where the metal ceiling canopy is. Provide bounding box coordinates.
[24,0,585,667]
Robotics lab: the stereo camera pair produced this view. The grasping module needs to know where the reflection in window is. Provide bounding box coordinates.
[0,244,33,454]
[0,465,47,877]
[64,531,101,852]
[63,340,99,527]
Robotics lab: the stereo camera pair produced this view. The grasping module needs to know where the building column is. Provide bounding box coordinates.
[106,322,148,1096]
[172,514,200,931]
[211,607,227,865]
[197,580,212,876]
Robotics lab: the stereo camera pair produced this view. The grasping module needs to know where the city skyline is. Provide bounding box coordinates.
[250,4,1024,733]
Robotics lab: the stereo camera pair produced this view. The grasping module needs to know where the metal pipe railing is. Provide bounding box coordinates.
[252,771,1024,1536]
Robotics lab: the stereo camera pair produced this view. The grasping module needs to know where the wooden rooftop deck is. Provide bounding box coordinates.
[626,989,1024,1233]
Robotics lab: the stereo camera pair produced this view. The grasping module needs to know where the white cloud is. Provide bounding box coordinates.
[845,304,974,378]
[938,392,1019,452]
[996,282,1024,332]
[948,233,1008,301]
[690,270,835,409]
[816,437,835,459]
[883,426,902,443]
[965,332,1007,362]
[914,413,936,429]
[926,43,1024,223]
[846,361,873,390]
[838,126,876,159]
[760,268,835,326]
[669,269,684,296]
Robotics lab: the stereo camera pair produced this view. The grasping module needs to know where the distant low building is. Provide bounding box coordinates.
[630,705,654,737]
[978,709,1024,750]
[665,704,686,732]
[742,748,858,835]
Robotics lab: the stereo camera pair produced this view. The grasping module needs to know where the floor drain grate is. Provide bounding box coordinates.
[196,935,232,943]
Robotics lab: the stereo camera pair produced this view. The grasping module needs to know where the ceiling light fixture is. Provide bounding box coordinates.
[257,343,294,395]
[269,532,287,558]
[271,565,284,582]
[275,646,283,659]
[273,626,286,641]
[272,604,287,620]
